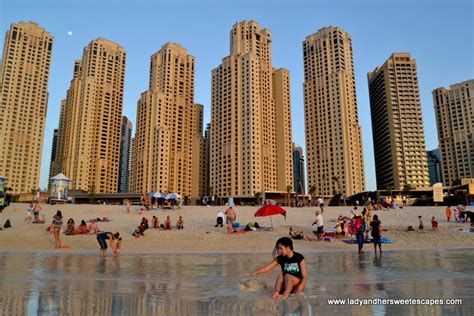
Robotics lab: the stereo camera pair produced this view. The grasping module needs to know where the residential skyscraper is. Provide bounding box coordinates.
[293,143,305,194]
[210,20,293,197]
[58,38,126,193]
[204,123,211,195]
[130,43,198,198]
[303,26,365,197]
[427,149,442,185]
[119,116,132,192]
[49,129,59,178]
[49,100,66,178]
[0,21,53,193]
[433,79,474,185]
[368,53,430,190]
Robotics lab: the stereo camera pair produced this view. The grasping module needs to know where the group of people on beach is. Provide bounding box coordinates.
[132,215,184,237]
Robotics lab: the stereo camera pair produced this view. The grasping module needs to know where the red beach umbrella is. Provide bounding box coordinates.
[254,204,287,227]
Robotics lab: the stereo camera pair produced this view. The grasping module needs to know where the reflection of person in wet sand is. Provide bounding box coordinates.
[249,237,307,300]
[96,232,120,256]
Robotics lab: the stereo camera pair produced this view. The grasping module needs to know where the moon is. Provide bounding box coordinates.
[67,31,73,36]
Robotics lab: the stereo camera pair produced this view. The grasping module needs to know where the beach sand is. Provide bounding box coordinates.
[0,203,473,254]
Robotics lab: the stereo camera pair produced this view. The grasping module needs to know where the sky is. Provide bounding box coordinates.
[1,0,473,191]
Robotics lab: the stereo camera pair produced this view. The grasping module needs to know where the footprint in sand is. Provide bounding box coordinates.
[238,279,268,292]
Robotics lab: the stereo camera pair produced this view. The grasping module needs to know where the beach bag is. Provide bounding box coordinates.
[3,219,11,228]
[352,217,362,232]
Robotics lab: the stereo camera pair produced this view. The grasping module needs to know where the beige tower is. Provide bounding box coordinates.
[303,26,365,197]
[130,43,197,198]
[433,80,474,185]
[0,22,53,193]
[368,53,430,190]
[210,20,293,198]
[58,38,126,193]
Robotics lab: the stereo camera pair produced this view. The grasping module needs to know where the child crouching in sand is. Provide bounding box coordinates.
[249,237,307,300]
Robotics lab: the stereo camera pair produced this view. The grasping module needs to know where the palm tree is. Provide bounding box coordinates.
[309,185,316,206]
[255,192,261,206]
[286,185,292,206]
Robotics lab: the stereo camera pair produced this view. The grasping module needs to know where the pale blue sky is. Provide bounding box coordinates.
[1,0,473,190]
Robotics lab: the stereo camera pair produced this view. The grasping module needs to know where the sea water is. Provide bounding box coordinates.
[0,249,473,315]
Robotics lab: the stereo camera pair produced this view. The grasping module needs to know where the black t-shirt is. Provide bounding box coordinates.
[370,220,381,237]
[276,252,305,279]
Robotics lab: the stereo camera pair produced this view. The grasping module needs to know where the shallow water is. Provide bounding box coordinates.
[0,250,473,315]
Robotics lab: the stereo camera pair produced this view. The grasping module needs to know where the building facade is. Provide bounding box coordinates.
[433,79,474,185]
[427,149,442,185]
[210,20,293,197]
[368,53,430,190]
[303,26,365,197]
[293,143,305,194]
[57,38,126,193]
[130,43,199,198]
[118,116,132,192]
[0,21,53,193]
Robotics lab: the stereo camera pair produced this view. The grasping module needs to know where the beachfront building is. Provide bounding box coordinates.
[210,20,294,198]
[433,79,474,186]
[293,143,305,195]
[427,149,442,185]
[56,38,126,193]
[303,26,365,197]
[368,53,430,190]
[0,21,53,194]
[130,43,201,199]
[118,116,132,192]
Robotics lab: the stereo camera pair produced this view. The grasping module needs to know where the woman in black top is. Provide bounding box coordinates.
[249,237,307,300]
[370,215,382,254]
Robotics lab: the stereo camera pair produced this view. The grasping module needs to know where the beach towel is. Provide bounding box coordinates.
[343,237,393,244]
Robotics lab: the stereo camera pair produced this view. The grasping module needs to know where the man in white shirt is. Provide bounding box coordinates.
[215,211,224,227]
[312,210,324,240]
[317,197,324,213]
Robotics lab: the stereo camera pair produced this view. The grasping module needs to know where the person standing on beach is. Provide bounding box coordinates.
[225,206,237,233]
[97,232,120,256]
[51,210,63,249]
[445,205,452,222]
[370,215,382,254]
[249,237,307,300]
[126,199,132,213]
[418,215,424,231]
[353,214,364,255]
[311,210,324,240]
[317,197,324,213]
[32,202,42,223]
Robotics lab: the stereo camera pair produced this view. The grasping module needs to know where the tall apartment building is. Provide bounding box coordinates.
[210,20,293,197]
[427,148,442,185]
[57,38,126,193]
[203,123,211,195]
[49,129,59,178]
[0,21,53,193]
[293,143,305,194]
[433,79,474,185]
[303,26,365,197]
[49,100,66,178]
[118,116,132,192]
[368,53,430,190]
[130,43,199,198]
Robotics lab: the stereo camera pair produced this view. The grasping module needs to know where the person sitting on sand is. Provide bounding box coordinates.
[176,216,184,229]
[335,220,342,239]
[215,211,224,227]
[249,237,307,300]
[51,210,63,249]
[88,219,100,234]
[65,218,76,235]
[289,226,317,241]
[151,216,159,229]
[133,217,149,237]
[164,216,172,230]
[96,232,120,256]
[452,207,460,223]
[431,216,439,231]
[78,220,89,234]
